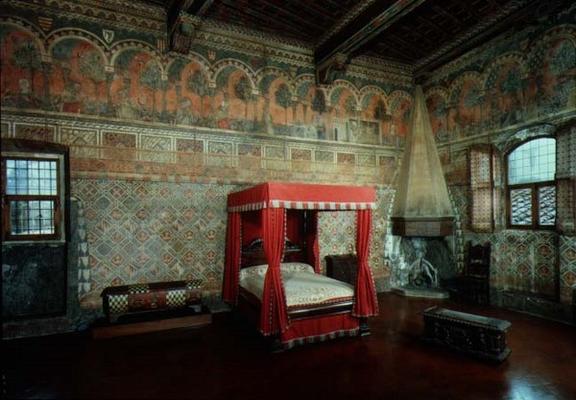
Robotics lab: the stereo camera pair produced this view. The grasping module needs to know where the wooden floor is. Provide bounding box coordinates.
[3,294,576,400]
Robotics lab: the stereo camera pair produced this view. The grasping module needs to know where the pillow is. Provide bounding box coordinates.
[281,262,314,274]
[244,238,299,252]
[240,262,314,280]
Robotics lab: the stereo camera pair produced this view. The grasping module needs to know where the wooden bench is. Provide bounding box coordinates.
[423,306,511,362]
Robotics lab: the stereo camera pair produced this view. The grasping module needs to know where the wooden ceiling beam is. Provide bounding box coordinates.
[256,0,324,33]
[415,15,448,36]
[404,26,437,46]
[315,0,429,84]
[429,4,462,27]
[376,36,423,60]
[415,0,551,77]
[184,0,216,16]
[286,0,329,21]
[219,0,306,38]
[370,44,416,63]
[364,28,425,60]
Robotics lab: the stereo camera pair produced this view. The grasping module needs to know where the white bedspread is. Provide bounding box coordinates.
[240,262,354,308]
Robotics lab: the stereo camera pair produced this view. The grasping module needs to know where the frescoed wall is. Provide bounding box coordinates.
[2,0,574,333]
[0,12,414,146]
[0,0,408,327]
[426,5,576,317]
[424,12,576,143]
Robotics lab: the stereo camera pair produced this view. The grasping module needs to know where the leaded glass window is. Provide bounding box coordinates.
[2,156,62,240]
[507,138,556,229]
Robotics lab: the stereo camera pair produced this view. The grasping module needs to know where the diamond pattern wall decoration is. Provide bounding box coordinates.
[559,236,576,303]
[467,230,558,298]
[71,179,390,308]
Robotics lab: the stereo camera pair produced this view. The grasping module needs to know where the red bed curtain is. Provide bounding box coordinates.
[353,209,379,316]
[223,212,241,304]
[260,207,289,335]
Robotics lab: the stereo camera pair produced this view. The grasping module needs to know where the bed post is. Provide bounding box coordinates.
[223,211,241,304]
[359,317,370,336]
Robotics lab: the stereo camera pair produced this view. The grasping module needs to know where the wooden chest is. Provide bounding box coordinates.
[423,306,511,362]
[325,254,357,285]
[101,280,203,323]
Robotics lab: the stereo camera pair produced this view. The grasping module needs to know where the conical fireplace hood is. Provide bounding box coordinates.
[391,86,454,237]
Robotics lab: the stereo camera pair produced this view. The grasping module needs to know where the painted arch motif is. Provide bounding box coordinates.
[389,91,413,139]
[484,57,526,128]
[0,25,45,109]
[357,92,388,145]
[329,86,358,142]
[111,48,163,121]
[50,38,108,115]
[292,79,328,140]
[0,19,417,145]
[213,65,256,131]
[425,88,449,142]
[537,37,576,112]
[166,58,212,126]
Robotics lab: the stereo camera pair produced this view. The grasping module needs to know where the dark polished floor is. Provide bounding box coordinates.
[3,294,576,400]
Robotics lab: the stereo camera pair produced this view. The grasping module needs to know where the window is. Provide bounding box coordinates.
[507,137,556,229]
[1,141,68,241]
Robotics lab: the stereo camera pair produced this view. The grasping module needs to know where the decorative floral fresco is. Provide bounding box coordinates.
[424,9,576,142]
[0,16,414,146]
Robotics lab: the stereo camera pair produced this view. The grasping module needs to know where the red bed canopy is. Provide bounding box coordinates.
[227,182,377,212]
[223,182,379,337]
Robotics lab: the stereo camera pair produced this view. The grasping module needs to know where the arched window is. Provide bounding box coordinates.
[507,137,556,229]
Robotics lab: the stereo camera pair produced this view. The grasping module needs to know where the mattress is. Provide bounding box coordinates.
[239,262,354,309]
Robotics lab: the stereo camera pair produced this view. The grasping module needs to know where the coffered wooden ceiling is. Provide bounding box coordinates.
[155,0,570,80]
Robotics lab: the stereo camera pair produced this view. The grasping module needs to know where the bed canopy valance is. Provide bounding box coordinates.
[223,182,379,343]
[227,182,377,212]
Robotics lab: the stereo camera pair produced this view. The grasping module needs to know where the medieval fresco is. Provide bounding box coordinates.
[425,19,576,143]
[1,26,46,109]
[0,19,413,147]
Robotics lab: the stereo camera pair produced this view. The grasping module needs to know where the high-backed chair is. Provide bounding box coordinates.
[444,241,491,305]
[464,241,491,305]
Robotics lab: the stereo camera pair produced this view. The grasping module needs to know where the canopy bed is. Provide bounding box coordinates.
[222,182,379,349]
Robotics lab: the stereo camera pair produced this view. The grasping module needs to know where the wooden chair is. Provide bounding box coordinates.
[444,242,491,305]
[464,241,491,305]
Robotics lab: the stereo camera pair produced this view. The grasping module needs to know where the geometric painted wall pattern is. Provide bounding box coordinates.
[71,179,391,308]
[468,228,560,300]
[72,179,234,307]
[559,235,576,303]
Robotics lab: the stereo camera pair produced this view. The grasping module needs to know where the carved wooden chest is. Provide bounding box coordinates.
[101,280,203,323]
[423,306,511,362]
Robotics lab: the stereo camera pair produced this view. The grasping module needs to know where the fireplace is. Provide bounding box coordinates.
[388,86,455,298]
[387,236,455,298]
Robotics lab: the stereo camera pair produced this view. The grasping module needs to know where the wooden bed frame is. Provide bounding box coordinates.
[223,182,379,350]
[236,240,369,349]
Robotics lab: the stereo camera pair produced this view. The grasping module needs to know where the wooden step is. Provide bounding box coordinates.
[92,313,212,339]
